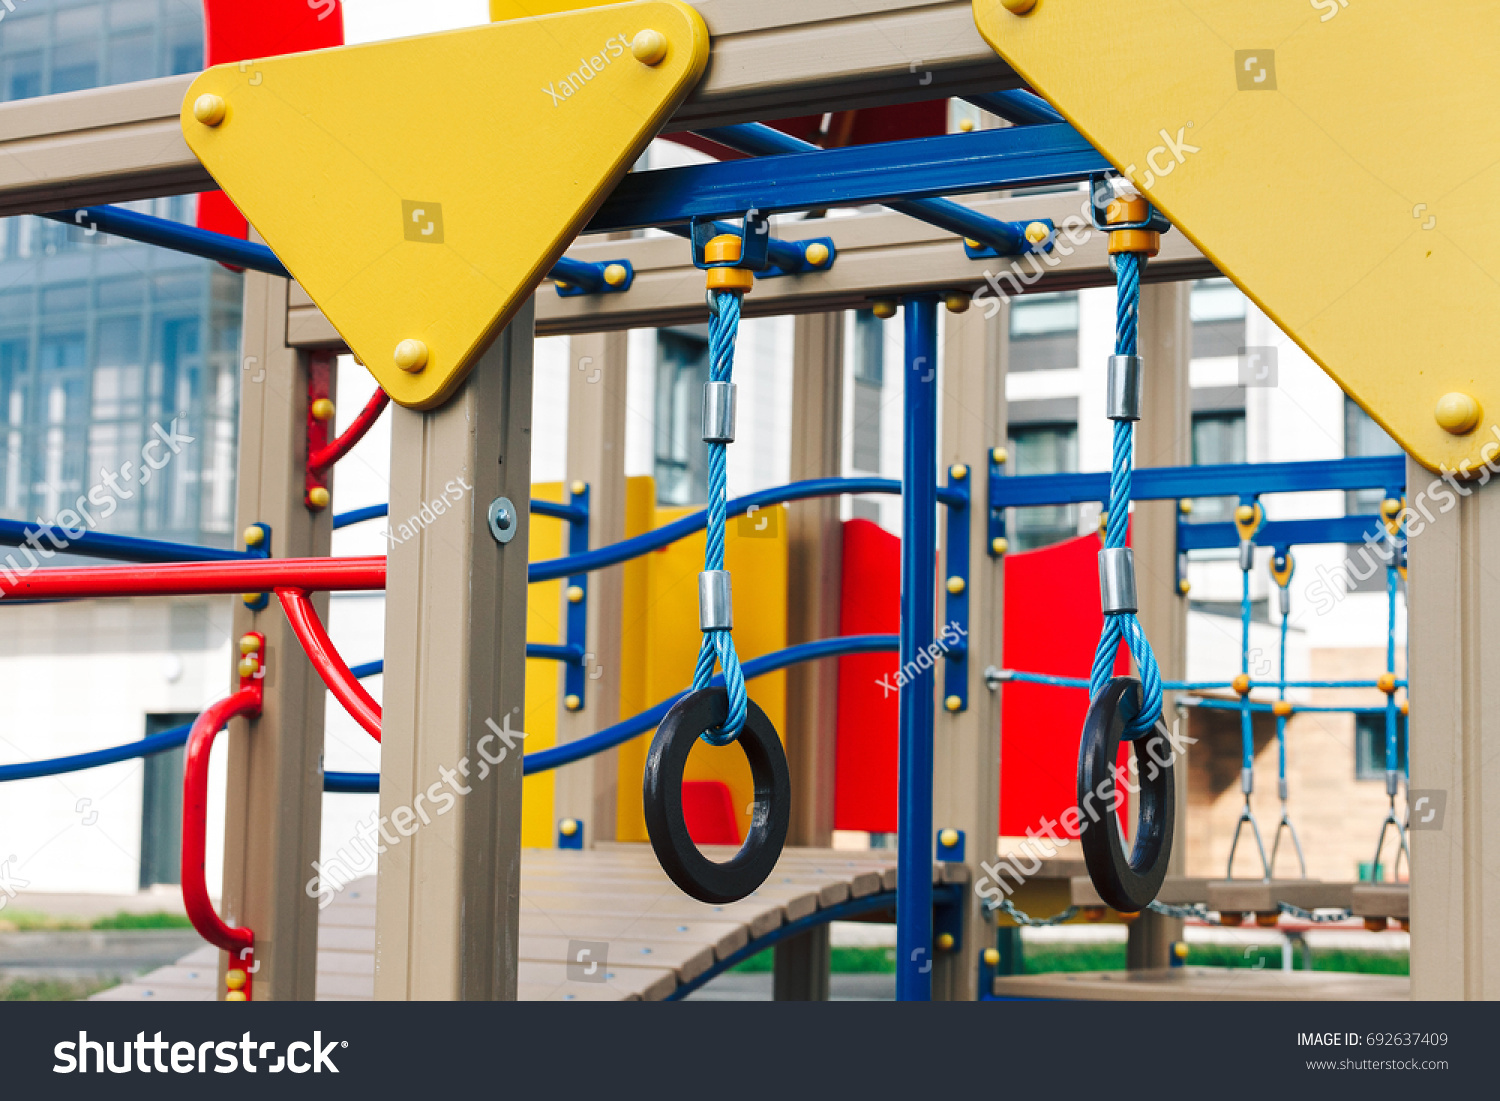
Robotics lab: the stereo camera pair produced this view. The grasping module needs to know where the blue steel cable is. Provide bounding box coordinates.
[1277,602,1290,785]
[1385,559,1400,776]
[1088,249,1163,735]
[1240,567,1254,774]
[692,287,749,746]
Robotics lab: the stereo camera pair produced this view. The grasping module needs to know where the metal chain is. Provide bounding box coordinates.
[991,898,1081,927]
[1278,903,1354,924]
[1147,899,1222,925]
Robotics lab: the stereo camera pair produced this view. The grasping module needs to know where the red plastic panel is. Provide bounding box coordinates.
[682,780,741,846]
[831,521,1129,838]
[196,1,346,241]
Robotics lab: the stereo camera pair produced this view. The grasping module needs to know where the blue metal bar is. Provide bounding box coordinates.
[0,721,191,782]
[44,207,625,297]
[964,90,1066,127]
[561,483,591,709]
[896,295,939,1002]
[1187,698,1398,717]
[322,635,898,791]
[350,660,382,679]
[665,884,964,1001]
[531,498,588,524]
[332,504,389,530]
[1177,515,1388,552]
[587,124,1109,232]
[992,455,1406,509]
[941,466,970,711]
[1000,669,1403,692]
[528,642,584,664]
[697,124,1044,255]
[0,518,255,565]
[531,476,963,583]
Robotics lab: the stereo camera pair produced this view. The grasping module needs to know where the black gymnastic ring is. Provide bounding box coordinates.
[643,688,790,904]
[1077,676,1175,913]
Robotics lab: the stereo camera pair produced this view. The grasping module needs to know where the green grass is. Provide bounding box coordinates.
[0,977,116,1001]
[732,946,897,974]
[1018,941,1408,975]
[0,910,191,932]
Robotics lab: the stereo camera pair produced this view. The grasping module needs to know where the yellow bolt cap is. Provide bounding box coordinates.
[242,593,262,606]
[1002,0,1038,11]
[939,828,960,847]
[564,694,582,712]
[1272,700,1293,717]
[944,291,970,314]
[310,398,335,421]
[991,537,1009,556]
[226,969,247,990]
[602,263,628,287]
[958,118,975,133]
[983,947,1000,966]
[193,94,227,126]
[1024,221,1050,245]
[950,464,968,481]
[238,656,257,679]
[804,242,831,267]
[242,525,264,546]
[1178,579,1191,595]
[394,339,429,373]
[1235,504,1255,524]
[1400,700,1409,715]
[1377,672,1397,694]
[1178,499,1193,515]
[567,585,584,604]
[936,932,955,951]
[571,480,588,497]
[1232,673,1251,696]
[944,695,962,712]
[225,991,248,1002]
[239,634,261,655]
[307,486,330,510]
[1173,942,1189,960]
[631,29,668,65]
[560,818,579,837]
[946,576,966,595]
[1435,391,1481,435]
[964,238,983,250]
[991,447,1008,465]
[871,299,898,320]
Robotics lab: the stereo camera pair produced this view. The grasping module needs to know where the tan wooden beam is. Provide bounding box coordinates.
[374,302,536,999]
[219,271,332,1000]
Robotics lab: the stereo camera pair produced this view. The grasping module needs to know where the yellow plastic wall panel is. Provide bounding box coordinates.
[613,498,789,843]
[492,0,621,20]
[521,482,565,848]
[974,0,1500,473]
[182,2,708,409]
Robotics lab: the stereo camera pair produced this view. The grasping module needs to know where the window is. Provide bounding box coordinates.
[1191,278,1247,359]
[1008,422,1078,550]
[1343,398,1403,590]
[851,310,883,472]
[140,712,194,888]
[654,328,710,506]
[1190,409,1246,523]
[1009,292,1078,371]
[1355,711,1408,782]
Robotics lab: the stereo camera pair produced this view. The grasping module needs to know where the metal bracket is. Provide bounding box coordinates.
[986,446,1008,558]
[557,817,584,850]
[561,482,591,713]
[942,464,971,714]
[961,218,1056,260]
[303,351,336,512]
[756,236,836,279]
[690,210,772,271]
[936,828,966,863]
[242,523,272,611]
[1086,173,1171,234]
[554,259,635,298]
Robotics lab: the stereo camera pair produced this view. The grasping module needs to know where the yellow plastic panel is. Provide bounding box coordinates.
[182,3,709,409]
[521,482,564,848]
[615,486,789,843]
[492,0,621,20]
[974,0,1500,473]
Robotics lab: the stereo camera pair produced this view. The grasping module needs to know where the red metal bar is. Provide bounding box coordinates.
[182,647,263,1001]
[0,555,385,601]
[309,388,390,474]
[278,588,382,742]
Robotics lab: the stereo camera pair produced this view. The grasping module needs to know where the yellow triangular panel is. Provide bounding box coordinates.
[974,0,1500,473]
[183,2,708,408]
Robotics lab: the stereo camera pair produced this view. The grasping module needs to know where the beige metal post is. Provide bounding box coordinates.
[1406,454,1500,1000]
[552,330,631,845]
[1126,281,1192,969]
[374,303,536,1000]
[773,311,846,1000]
[932,298,1007,1001]
[219,271,331,1000]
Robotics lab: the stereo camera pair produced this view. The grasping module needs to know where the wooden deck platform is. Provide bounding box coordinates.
[991,967,1410,1001]
[94,845,967,1002]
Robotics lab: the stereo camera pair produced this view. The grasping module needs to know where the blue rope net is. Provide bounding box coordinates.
[693,288,749,746]
[1089,249,1164,737]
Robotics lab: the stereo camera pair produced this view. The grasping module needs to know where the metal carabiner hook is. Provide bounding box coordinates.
[1077,676,1176,912]
[643,687,790,903]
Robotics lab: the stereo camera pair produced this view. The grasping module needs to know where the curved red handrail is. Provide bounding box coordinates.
[277,587,382,742]
[308,389,390,474]
[0,555,385,601]
[182,681,262,998]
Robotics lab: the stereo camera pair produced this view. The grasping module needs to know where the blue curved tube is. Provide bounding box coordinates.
[0,518,254,564]
[332,505,390,531]
[322,634,898,792]
[0,721,193,782]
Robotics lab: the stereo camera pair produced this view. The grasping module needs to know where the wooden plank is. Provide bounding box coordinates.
[0,2,1017,219]
[992,968,1410,1002]
[1352,884,1410,921]
[518,935,715,983]
[521,892,794,934]
[517,961,676,1002]
[374,303,536,1000]
[519,914,749,960]
[1207,880,1356,915]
